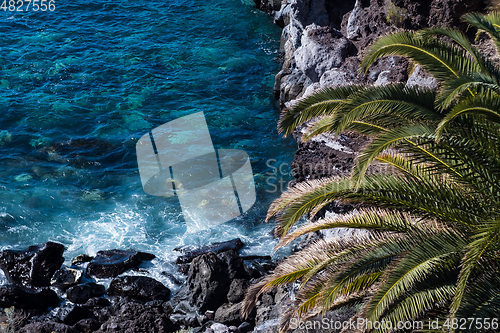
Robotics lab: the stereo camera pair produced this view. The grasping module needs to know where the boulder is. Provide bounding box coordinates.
[66,282,105,304]
[171,253,230,313]
[214,302,243,326]
[175,238,244,265]
[51,266,83,289]
[274,3,292,28]
[107,275,170,302]
[253,0,281,13]
[0,285,59,309]
[19,321,79,333]
[87,249,155,278]
[0,242,65,287]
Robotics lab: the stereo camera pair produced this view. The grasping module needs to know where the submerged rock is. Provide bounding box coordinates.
[86,249,155,278]
[37,137,116,169]
[0,242,65,287]
[107,275,171,302]
[0,285,60,309]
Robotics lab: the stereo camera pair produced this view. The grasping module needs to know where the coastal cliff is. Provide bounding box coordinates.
[259,0,486,184]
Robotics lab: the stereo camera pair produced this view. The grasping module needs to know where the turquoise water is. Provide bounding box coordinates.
[0,0,295,279]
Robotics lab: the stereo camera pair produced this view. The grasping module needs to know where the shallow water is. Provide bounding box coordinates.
[0,0,296,279]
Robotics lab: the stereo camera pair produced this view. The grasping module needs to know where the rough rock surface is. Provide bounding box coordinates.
[107,275,171,302]
[294,25,355,82]
[87,249,155,278]
[19,321,79,333]
[227,278,250,303]
[170,253,230,313]
[0,242,65,287]
[95,299,175,333]
[214,302,244,326]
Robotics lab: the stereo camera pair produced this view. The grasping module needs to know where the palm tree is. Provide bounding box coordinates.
[242,12,500,332]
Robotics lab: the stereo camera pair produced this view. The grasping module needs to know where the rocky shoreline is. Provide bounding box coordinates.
[0,240,289,333]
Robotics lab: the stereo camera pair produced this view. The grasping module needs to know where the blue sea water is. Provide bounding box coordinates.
[0,0,295,284]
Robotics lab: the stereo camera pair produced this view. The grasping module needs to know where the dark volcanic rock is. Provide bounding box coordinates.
[51,266,83,289]
[87,249,155,278]
[175,238,244,265]
[0,242,65,287]
[217,250,246,280]
[0,285,60,309]
[66,283,105,304]
[108,275,171,302]
[171,253,230,313]
[227,278,250,303]
[19,321,79,333]
[95,299,175,333]
[214,302,243,326]
[242,256,275,279]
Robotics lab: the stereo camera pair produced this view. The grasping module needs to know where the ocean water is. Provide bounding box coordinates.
[0,0,295,284]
